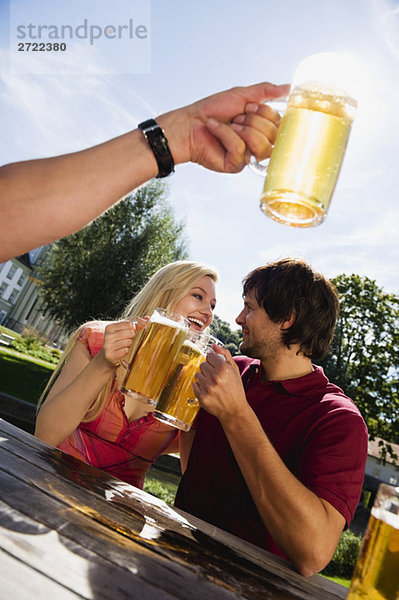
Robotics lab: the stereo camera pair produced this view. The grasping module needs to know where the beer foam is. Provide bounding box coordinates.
[152,310,187,330]
[295,80,356,103]
[372,506,399,529]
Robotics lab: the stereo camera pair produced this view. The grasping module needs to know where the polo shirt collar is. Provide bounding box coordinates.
[248,361,328,396]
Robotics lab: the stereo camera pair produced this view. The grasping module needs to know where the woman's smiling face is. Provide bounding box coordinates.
[173,275,216,332]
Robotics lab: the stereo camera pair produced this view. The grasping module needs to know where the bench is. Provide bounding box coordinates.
[0,332,14,346]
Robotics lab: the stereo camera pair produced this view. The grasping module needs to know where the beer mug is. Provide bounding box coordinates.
[250,52,358,227]
[346,482,399,600]
[153,333,223,431]
[120,308,189,406]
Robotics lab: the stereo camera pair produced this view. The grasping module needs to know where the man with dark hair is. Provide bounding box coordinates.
[176,258,368,577]
[241,258,339,359]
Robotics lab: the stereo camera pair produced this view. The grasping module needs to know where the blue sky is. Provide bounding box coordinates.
[1,0,398,327]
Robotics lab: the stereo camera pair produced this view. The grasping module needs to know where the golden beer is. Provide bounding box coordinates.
[121,311,188,406]
[347,487,399,600]
[153,339,206,431]
[260,85,356,227]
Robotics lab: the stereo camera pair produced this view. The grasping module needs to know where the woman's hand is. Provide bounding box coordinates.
[98,317,148,370]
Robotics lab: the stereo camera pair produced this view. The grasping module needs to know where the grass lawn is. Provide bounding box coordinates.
[0,347,55,404]
[144,467,181,505]
[321,574,351,587]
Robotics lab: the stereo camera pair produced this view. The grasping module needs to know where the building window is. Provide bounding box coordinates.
[8,289,19,304]
[0,283,8,297]
[6,265,17,280]
[0,310,7,324]
[29,247,43,264]
[17,274,26,287]
[26,297,38,320]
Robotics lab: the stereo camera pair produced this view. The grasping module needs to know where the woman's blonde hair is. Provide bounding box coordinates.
[121,260,218,319]
[38,261,218,421]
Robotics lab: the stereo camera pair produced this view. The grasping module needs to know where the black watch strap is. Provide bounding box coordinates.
[138,119,175,178]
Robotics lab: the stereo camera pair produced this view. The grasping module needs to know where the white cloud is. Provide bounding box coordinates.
[259,206,399,292]
[372,0,399,61]
[0,46,156,162]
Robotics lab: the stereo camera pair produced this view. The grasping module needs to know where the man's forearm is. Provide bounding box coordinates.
[0,104,190,261]
[221,407,344,576]
[0,127,158,261]
[1,81,288,261]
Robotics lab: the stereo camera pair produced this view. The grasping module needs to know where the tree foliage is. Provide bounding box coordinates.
[210,315,243,356]
[321,530,362,579]
[320,274,399,449]
[38,181,187,331]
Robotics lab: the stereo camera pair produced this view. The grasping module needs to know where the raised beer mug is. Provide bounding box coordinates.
[120,307,189,406]
[346,482,399,600]
[153,332,223,431]
[250,52,358,227]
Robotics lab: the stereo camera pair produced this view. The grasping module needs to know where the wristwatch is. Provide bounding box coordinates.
[138,118,175,178]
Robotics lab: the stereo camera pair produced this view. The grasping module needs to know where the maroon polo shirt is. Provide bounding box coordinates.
[175,357,368,558]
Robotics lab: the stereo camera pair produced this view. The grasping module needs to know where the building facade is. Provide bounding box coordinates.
[364,437,399,489]
[349,436,399,535]
[0,246,68,348]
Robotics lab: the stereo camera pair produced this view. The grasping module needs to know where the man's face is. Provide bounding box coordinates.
[235,288,283,360]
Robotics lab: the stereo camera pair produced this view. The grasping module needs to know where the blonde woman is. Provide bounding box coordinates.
[35,260,217,488]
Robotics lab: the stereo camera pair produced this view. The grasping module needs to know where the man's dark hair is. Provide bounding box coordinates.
[242,258,339,360]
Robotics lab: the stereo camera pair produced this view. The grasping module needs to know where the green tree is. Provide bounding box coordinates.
[320,274,399,451]
[210,315,242,356]
[38,181,187,331]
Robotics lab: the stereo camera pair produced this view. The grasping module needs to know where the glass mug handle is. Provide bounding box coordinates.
[187,339,225,407]
[120,317,141,369]
[248,98,287,176]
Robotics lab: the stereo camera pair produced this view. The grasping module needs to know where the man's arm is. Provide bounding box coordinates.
[193,346,345,576]
[0,82,289,261]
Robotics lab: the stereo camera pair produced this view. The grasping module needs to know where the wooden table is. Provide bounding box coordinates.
[0,418,348,599]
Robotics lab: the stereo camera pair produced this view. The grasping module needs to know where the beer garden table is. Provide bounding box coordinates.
[0,418,348,599]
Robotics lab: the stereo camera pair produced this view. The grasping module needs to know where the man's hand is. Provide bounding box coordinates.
[158,82,290,173]
[0,80,289,262]
[194,344,346,576]
[193,345,249,422]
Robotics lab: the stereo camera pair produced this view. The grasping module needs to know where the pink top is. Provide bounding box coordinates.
[57,322,179,488]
